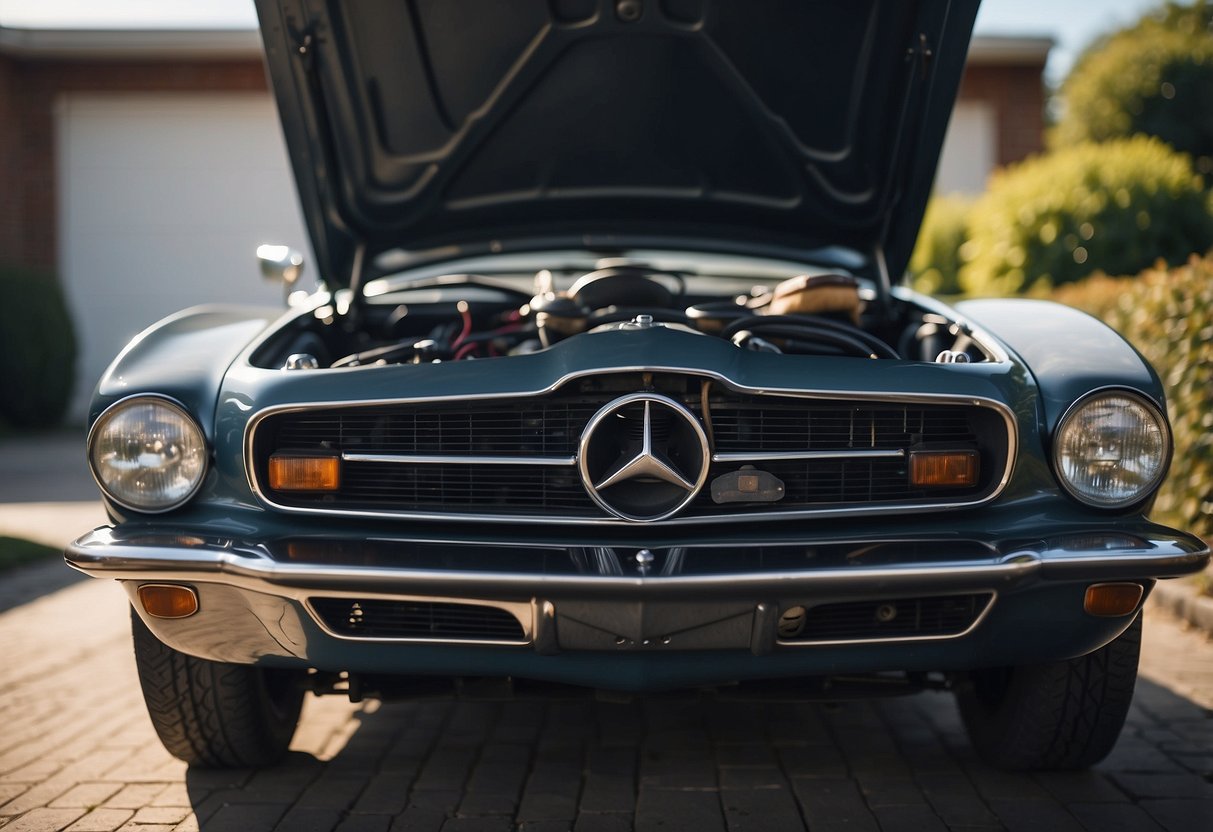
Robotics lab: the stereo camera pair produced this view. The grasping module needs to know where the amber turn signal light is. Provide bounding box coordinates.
[138,584,199,619]
[1084,583,1143,617]
[268,454,340,492]
[909,450,979,487]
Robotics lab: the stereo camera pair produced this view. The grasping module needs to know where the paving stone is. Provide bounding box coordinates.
[776,744,848,777]
[1032,772,1131,804]
[573,814,632,832]
[719,786,804,832]
[100,784,166,811]
[1110,774,1213,800]
[1,808,86,832]
[64,808,134,832]
[47,784,122,809]
[197,804,285,832]
[1138,798,1213,832]
[869,804,950,832]
[987,799,1084,832]
[294,773,368,811]
[411,749,476,793]
[456,790,518,816]
[635,788,725,832]
[1070,802,1169,832]
[129,807,190,825]
[336,814,394,832]
[389,806,448,832]
[437,818,512,832]
[915,772,1001,828]
[353,772,416,814]
[855,774,932,808]
[791,777,880,832]
[717,767,786,790]
[578,775,636,814]
[271,807,343,832]
[518,822,574,832]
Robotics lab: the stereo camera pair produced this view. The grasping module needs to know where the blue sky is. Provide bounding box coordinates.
[0,0,1165,83]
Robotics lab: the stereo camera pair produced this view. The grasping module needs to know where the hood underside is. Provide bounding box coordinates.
[255,0,979,289]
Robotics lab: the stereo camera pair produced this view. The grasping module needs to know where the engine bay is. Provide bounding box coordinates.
[254,261,992,371]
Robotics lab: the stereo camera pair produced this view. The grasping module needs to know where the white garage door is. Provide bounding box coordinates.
[935,100,997,197]
[57,93,313,419]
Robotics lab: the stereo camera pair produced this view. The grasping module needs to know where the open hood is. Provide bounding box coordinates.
[255,0,979,294]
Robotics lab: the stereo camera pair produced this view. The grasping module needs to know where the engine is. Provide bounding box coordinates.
[258,264,987,370]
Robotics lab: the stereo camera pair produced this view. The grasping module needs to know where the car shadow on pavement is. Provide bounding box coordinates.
[181,679,1213,831]
[0,559,87,614]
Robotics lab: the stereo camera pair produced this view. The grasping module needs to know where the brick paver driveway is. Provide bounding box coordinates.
[1,569,1210,832]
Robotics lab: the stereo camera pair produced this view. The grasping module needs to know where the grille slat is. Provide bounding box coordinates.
[255,374,1007,520]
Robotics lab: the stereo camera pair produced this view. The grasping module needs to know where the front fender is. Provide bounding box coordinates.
[955,298,1165,434]
[92,304,280,438]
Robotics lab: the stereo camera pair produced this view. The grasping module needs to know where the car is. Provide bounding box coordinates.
[67,0,1209,772]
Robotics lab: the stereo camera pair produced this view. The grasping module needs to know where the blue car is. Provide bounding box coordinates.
[67,0,1208,771]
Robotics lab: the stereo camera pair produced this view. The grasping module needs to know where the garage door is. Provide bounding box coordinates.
[57,93,312,419]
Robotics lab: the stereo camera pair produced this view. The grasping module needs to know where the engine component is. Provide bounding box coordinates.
[767,274,864,324]
[568,265,683,310]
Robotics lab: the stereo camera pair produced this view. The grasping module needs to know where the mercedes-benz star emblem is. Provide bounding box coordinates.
[578,393,710,522]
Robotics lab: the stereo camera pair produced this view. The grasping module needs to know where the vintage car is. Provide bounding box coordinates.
[67,0,1208,772]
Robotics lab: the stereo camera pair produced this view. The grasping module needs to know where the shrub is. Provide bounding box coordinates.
[1053,256,1213,538]
[0,265,77,428]
[908,195,971,296]
[1053,1,1213,179]
[959,136,1213,296]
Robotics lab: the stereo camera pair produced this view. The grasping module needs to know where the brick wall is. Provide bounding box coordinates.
[0,58,267,275]
[957,63,1047,168]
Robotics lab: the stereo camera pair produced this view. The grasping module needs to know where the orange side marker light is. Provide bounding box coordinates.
[909,451,979,487]
[268,454,341,492]
[1084,583,1143,617]
[138,584,199,619]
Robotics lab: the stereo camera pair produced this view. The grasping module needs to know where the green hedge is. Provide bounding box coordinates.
[958,136,1213,295]
[1053,1,1213,180]
[908,194,970,296]
[1054,256,1213,538]
[0,266,77,428]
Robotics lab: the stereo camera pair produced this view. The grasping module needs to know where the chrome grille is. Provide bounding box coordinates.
[249,373,1011,522]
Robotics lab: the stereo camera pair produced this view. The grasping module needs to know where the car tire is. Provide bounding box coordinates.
[130,608,306,767]
[955,613,1141,771]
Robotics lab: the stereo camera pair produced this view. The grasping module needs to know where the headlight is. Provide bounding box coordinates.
[88,396,208,512]
[1053,390,1169,509]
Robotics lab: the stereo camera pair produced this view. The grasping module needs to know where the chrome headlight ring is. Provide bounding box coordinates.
[87,395,209,513]
[1052,388,1171,510]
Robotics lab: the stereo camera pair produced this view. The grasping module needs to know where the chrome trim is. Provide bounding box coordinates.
[712,448,906,463]
[87,393,210,515]
[776,591,996,647]
[342,452,577,466]
[890,285,1012,365]
[578,393,711,522]
[243,367,1019,526]
[302,591,533,646]
[1051,386,1173,510]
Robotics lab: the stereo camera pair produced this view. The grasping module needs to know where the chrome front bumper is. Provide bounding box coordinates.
[65,526,1209,689]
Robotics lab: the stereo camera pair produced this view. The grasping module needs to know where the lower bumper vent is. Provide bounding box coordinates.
[310,598,528,642]
[782,593,993,643]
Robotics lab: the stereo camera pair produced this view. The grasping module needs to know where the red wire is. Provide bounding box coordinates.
[451,303,473,348]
